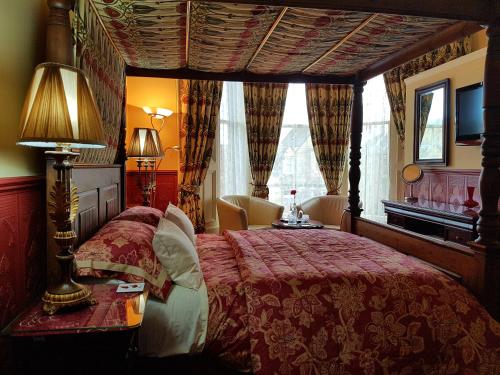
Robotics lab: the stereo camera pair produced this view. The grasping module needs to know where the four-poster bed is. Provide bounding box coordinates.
[83,0,498,318]
[35,0,500,373]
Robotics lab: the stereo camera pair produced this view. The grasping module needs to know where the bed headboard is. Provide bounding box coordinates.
[46,162,123,285]
[71,164,122,246]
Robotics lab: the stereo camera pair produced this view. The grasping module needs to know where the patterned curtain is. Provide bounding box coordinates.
[243,83,288,199]
[305,84,353,195]
[178,80,223,233]
[384,38,471,142]
[73,0,126,164]
[419,93,434,143]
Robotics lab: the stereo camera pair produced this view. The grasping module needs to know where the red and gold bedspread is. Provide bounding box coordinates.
[196,234,251,371]
[201,229,500,375]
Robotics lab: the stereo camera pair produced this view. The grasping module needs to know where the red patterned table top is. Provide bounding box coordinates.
[9,284,148,337]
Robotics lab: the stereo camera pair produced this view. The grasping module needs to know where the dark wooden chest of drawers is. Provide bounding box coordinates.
[382,199,479,246]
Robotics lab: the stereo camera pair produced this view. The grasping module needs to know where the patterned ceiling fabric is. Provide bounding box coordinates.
[73,0,126,164]
[89,1,463,77]
[189,2,281,72]
[249,8,370,75]
[308,14,458,76]
[90,0,186,69]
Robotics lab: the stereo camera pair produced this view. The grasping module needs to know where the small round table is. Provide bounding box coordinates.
[272,219,324,229]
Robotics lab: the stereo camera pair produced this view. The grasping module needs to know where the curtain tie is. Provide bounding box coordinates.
[252,184,269,199]
[179,184,200,195]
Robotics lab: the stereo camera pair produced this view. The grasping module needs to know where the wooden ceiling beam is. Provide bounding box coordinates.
[245,7,288,70]
[357,21,483,82]
[196,0,495,23]
[302,14,378,73]
[126,66,355,84]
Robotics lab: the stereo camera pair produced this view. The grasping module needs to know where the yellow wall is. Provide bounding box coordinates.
[403,48,486,169]
[125,77,180,171]
[0,0,47,177]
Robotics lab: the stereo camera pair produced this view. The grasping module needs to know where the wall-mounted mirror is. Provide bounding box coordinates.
[414,79,449,166]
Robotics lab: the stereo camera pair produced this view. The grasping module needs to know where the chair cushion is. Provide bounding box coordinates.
[248,224,273,230]
[300,195,348,226]
[323,224,341,230]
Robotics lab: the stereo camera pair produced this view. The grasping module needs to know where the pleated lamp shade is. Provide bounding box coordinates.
[127,127,164,159]
[17,62,105,149]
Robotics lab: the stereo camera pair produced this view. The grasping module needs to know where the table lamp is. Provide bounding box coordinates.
[17,62,106,314]
[127,127,163,206]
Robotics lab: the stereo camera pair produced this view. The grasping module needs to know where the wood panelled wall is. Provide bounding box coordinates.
[126,170,178,212]
[0,176,45,329]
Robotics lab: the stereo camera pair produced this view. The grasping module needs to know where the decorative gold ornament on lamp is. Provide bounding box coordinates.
[17,62,106,315]
[127,127,163,206]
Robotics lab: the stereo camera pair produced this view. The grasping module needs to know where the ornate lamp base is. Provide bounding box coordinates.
[44,147,97,315]
[42,283,97,315]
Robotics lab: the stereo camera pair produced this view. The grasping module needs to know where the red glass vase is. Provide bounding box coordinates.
[463,186,479,208]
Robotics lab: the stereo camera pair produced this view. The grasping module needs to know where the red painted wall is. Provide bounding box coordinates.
[126,170,178,212]
[0,176,45,329]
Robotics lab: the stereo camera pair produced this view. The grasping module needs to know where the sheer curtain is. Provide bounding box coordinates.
[268,83,326,208]
[218,81,251,196]
[360,75,390,221]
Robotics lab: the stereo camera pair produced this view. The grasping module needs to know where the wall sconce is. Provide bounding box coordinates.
[127,127,163,207]
[143,106,173,132]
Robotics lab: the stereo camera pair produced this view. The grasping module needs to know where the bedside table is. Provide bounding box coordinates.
[6,284,148,375]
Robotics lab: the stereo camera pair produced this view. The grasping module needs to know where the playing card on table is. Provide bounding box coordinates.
[116,282,145,293]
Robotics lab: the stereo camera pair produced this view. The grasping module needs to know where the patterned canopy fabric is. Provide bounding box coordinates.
[89,1,460,77]
[73,0,126,164]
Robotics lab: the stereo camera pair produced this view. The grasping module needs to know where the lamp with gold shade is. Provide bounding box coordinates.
[17,62,105,315]
[127,127,163,207]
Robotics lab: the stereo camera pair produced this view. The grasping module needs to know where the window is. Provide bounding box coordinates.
[218,81,251,196]
[359,75,390,221]
[268,84,326,208]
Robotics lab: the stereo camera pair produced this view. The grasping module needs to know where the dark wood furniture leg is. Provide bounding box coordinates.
[470,23,500,319]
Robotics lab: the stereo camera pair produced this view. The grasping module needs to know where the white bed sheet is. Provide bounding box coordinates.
[80,278,208,357]
[138,281,208,357]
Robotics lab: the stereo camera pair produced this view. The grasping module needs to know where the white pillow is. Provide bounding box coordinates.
[165,203,196,245]
[153,218,203,290]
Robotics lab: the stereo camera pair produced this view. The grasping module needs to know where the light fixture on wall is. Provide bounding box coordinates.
[17,62,106,315]
[127,127,163,206]
[142,106,173,132]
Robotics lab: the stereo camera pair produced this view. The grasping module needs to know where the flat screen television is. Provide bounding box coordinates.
[455,82,484,145]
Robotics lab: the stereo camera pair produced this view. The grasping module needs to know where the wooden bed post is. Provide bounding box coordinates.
[470,22,500,319]
[347,79,366,223]
[46,0,74,65]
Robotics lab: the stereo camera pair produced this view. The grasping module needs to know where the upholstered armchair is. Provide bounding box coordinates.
[217,195,284,233]
[298,195,349,230]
